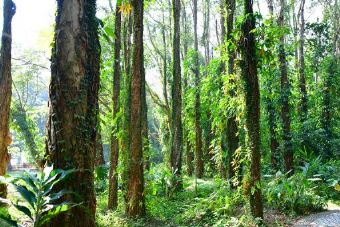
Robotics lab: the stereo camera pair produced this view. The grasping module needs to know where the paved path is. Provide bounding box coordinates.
[293,211,340,227]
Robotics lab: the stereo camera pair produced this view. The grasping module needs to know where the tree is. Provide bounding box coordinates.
[0,0,15,199]
[193,0,204,179]
[222,0,239,182]
[240,0,263,219]
[45,0,100,226]
[265,0,280,171]
[108,2,122,210]
[170,0,183,188]
[126,0,146,217]
[278,0,293,174]
[298,0,308,122]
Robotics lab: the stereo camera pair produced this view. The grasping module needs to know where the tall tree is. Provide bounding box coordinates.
[182,2,194,176]
[45,0,100,226]
[266,0,280,170]
[193,0,204,179]
[108,2,122,210]
[0,0,15,199]
[298,0,308,122]
[171,0,183,187]
[278,0,293,174]
[223,0,239,182]
[240,0,264,219]
[126,0,146,217]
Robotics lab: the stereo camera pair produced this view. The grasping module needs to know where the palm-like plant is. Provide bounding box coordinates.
[0,166,77,227]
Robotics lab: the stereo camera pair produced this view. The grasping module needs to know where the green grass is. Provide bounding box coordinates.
[96,177,256,227]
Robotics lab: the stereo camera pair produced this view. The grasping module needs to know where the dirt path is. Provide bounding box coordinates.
[293,203,340,227]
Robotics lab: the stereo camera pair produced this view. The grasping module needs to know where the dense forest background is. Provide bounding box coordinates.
[1,0,340,226]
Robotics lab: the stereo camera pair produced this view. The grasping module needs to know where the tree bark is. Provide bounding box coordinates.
[95,128,105,166]
[240,0,264,219]
[45,0,100,226]
[278,0,293,174]
[225,0,238,183]
[193,0,204,179]
[126,0,146,217]
[108,3,122,210]
[0,0,15,199]
[170,0,183,188]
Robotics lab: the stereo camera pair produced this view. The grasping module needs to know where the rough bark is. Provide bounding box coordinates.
[45,0,100,226]
[126,0,146,217]
[121,12,132,202]
[170,0,183,188]
[225,0,238,183]
[240,0,264,219]
[193,0,204,179]
[108,4,122,210]
[0,0,15,199]
[278,0,293,174]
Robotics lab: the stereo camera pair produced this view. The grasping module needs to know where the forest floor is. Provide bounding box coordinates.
[96,178,333,227]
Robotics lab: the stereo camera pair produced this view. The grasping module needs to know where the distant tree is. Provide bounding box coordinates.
[193,0,204,179]
[0,0,15,199]
[45,0,100,226]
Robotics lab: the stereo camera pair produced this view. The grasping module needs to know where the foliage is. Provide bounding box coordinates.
[0,166,77,227]
[264,162,326,214]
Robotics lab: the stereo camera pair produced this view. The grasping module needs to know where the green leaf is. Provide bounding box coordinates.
[13,184,36,209]
[13,203,32,220]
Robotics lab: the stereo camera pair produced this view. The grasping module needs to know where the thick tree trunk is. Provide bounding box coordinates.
[108,4,122,210]
[126,0,146,217]
[0,0,15,199]
[278,0,293,174]
[121,13,133,200]
[225,0,238,183]
[170,0,183,188]
[240,0,264,219]
[45,0,100,226]
[193,0,204,179]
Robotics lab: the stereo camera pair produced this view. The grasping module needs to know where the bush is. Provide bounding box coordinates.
[0,166,77,227]
[264,166,326,214]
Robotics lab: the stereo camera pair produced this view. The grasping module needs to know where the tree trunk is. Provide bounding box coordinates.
[266,0,280,171]
[0,0,15,199]
[278,0,293,174]
[45,0,100,226]
[240,0,264,219]
[225,0,239,183]
[95,128,105,166]
[121,12,133,202]
[193,0,204,179]
[108,3,122,210]
[181,2,194,177]
[126,0,146,217]
[298,0,308,122]
[170,0,183,189]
